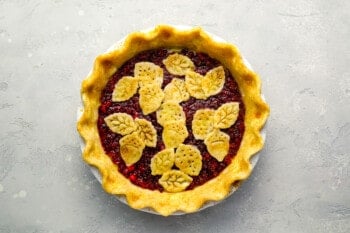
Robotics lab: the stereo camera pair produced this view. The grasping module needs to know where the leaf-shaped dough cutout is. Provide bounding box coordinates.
[156,101,185,126]
[139,83,164,115]
[163,53,195,76]
[214,102,240,129]
[104,113,137,135]
[185,71,206,99]
[135,118,157,147]
[202,66,225,97]
[163,78,190,103]
[159,170,193,192]
[112,76,138,102]
[204,130,230,162]
[175,144,202,176]
[192,109,215,140]
[134,62,163,88]
[162,121,188,148]
[119,133,145,166]
[150,148,175,175]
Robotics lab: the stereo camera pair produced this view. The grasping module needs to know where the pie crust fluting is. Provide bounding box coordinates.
[77,25,269,216]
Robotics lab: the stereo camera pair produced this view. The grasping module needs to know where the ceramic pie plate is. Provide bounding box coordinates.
[77,25,267,215]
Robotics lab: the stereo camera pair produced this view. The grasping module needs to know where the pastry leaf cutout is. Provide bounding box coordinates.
[135,118,157,147]
[119,133,145,166]
[163,53,195,76]
[162,121,188,148]
[185,71,206,99]
[204,130,230,162]
[104,112,158,164]
[104,113,137,135]
[150,148,175,175]
[192,109,215,140]
[112,76,138,102]
[190,102,239,160]
[159,170,193,192]
[175,144,202,176]
[214,102,240,129]
[134,62,163,88]
[139,83,164,115]
[185,66,226,100]
[163,78,190,103]
[156,101,185,126]
[202,66,225,97]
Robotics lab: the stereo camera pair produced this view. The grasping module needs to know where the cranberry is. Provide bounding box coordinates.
[99,101,111,113]
[129,174,137,182]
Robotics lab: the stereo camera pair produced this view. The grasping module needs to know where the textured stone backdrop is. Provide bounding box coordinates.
[0,0,349,232]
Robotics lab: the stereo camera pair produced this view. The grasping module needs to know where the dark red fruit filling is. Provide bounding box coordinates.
[97,48,245,191]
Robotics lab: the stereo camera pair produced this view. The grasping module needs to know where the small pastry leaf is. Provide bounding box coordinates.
[185,71,206,99]
[156,101,185,126]
[192,109,215,140]
[159,170,193,192]
[134,62,163,88]
[204,130,230,162]
[214,102,240,129]
[119,133,145,166]
[134,118,157,147]
[162,121,188,148]
[202,66,226,97]
[175,144,202,176]
[139,83,164,115]
[112,76,138,102]
[163,78,190,103]
[163,53,195,76]
[150,148,175,175]
[104,113,137,135]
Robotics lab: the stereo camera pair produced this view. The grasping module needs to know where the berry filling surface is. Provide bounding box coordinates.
[97,48,245,191]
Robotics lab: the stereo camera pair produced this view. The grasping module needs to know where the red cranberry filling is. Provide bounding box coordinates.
[97,48,245,191]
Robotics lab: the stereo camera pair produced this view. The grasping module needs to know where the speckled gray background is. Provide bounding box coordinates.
[0,0,349,232]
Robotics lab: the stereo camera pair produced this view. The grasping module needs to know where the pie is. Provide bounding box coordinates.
[77,25,269,216]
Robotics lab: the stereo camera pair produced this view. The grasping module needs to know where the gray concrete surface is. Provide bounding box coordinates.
[0,0,349,232]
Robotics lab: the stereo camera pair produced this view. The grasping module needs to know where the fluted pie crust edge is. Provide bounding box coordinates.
[77,25,270,216]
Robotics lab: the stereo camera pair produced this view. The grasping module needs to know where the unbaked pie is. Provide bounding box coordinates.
[77,25,269,216]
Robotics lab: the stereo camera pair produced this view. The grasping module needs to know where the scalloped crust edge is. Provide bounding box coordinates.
[77,25,270,216]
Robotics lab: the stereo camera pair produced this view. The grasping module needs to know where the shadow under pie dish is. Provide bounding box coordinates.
[77,25,269,216]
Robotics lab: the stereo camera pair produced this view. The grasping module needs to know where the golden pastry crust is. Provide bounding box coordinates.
[77,25,269,216]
